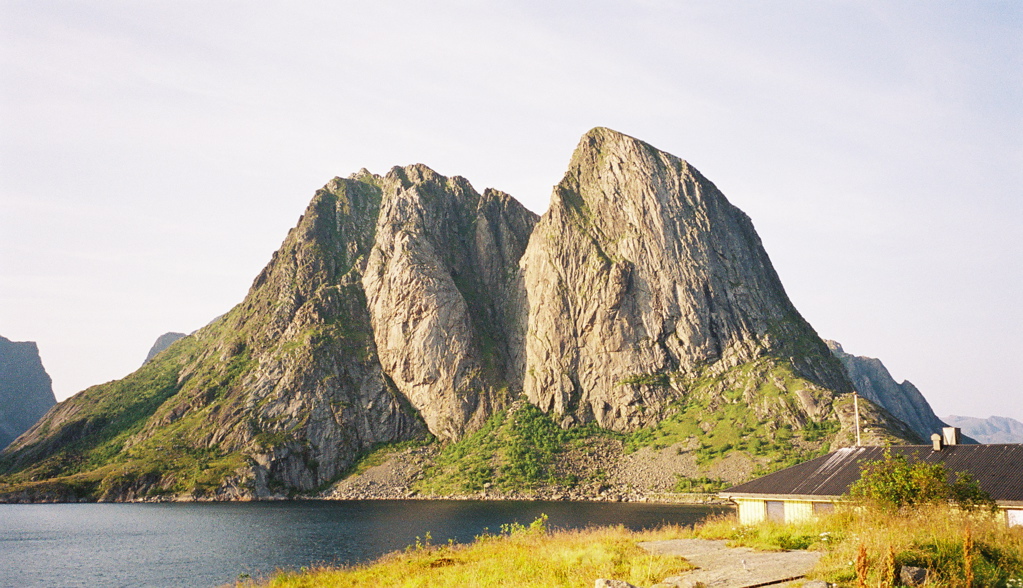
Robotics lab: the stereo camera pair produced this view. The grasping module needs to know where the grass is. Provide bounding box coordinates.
[694,505,1023,586]
[241,517,694,588]
[414,356,862,497]
[623,358,840,474]
[415,402,618,495]
[238,502,1023,588]
[340,439,433,480]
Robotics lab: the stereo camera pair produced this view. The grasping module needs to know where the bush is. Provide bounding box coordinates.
[848,450,996,512]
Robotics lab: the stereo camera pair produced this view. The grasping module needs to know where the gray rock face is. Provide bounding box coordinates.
[144,332,186,363]
[3,168,535,495]
[190,174,431,491]
[945,414,1023,444]
[363,165,537,440]
[826,340,947,442]
[2,128,916,501]
[521,128,850,431]
[0,336,57,450]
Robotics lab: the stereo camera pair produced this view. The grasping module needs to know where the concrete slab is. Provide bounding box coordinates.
[640,538,822,588]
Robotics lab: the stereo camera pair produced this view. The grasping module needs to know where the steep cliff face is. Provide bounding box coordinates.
[363,165,537,440]
[176,174,428,494]
[0,128,918,502]
[0,336,57,450]
[0,167,534,499]
[2,175,425,497]
[521,128,851,431]
[826,340,948,442]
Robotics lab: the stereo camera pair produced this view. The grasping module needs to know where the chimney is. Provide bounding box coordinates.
[931,433,942,451]
[942,427,961,446]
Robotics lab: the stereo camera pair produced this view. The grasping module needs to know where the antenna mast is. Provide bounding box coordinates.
[853,392,862,446]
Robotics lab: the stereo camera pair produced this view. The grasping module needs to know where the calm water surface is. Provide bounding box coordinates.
[0,500,728,588]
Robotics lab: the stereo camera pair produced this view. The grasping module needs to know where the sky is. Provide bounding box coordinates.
[1,1,1020,422]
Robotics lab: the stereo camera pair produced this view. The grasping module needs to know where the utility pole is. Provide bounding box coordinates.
[853,392,862,447]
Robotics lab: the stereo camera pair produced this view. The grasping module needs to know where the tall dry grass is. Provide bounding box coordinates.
[241,505,1022,588]
[813,505,1022,587]
[691,505,1022,586]
[241,519,693,588]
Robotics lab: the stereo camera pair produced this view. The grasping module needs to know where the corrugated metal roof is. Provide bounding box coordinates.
[722,444,1023,503]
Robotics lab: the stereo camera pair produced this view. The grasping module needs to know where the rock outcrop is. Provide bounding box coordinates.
[521,128,851,431]
[0,336,57,450]
[945,415,1023,444]
[0,128,919,502]
[363,166,537,440]
[826,341,947,442]
[144,332,186,363]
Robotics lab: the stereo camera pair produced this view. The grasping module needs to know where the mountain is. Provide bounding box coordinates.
[945,415,1023,444]
[144,333,187,364]
[0,128,919,502]
[0,336,57,450]
[826,341,951,442]
[522,128,854,431]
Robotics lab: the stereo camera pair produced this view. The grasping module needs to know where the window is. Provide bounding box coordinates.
[1009,510,1023,528]
[766,500,785,522]
[813,502,835,515]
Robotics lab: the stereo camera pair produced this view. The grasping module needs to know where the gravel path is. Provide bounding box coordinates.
[640,539,822,588]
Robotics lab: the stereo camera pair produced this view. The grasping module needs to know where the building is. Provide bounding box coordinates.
[719,428,1023,526]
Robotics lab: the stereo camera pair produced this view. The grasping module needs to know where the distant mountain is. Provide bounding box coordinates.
[944,415,1023,444]
[144,332,186,364]
[0,336,57,450]
[0,128,919,502]
[826,341,949,443]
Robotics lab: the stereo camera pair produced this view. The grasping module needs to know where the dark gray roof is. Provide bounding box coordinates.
[721,444,1023,503]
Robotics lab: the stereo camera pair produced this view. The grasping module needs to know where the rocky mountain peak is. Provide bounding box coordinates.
[825,340,946,443]
[364,164,537,441]
[521,129,851,431]
[0,129,919,502]
[144,333,186,364]
[0,336,56,450]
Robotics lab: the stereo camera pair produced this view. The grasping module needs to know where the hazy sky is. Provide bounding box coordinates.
[1,2,1020,422]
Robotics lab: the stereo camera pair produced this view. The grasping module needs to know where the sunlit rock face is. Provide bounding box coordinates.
[363,165,537,441]
[520,128,850,431]
[6,128,927,502]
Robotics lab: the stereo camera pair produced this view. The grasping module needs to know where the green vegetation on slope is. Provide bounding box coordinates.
[411,357,859,496]
[0,321,257,500]
[626,358,841,474]
[415,402,619,495]
[0,336,199,495]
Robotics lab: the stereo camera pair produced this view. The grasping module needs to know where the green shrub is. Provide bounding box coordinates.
[848,450,996,512]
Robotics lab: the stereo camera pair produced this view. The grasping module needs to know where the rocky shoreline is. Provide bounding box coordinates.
[0,489,732,506]
[321,444,732,505]
[0,442,737,505]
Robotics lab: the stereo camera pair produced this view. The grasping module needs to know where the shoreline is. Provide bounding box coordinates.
[0,438,751,505]
[0,492,734,506]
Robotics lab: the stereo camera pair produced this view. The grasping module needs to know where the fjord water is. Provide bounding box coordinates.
[0,500,725,588]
